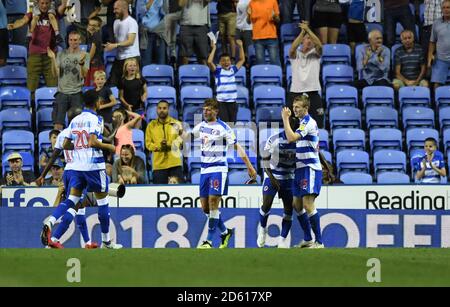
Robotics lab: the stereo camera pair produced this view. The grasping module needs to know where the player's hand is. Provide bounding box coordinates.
[281,107,291,120]
[248,165,257,180]
[35,176,45,186]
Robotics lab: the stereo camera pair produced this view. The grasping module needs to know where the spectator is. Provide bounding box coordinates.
[118,58,148,114]
[105,0,140,87]
[29,0,63,46]
[168,175,181,183]
[236,0,253,67]
[179,0,210,65]
[415,137,446,183]
[7,0,58,95]
[207,39,245,123]
[39,129,61,174]
[393,30,429,91]
[346,0,368,58]
[0,152,36,186]
[428,0,450,90]
[112,144,148,184]
[84,16,105,86]
[355,30,391,90]
[421,0,443,58]
[311,0,343,44]
[48,30,90,131]
[383,0,416,48]
[288,22,324,128]
[164,0,183,65]
[0,1,7,67]
[43,158,64,186]
[94,70,117,125]
[145,100,184,184]
[218,0,237,61]
[279,0,311,24]
[4,0,28,47]
[113,108,143,156]
[247,0,281,66]
[140,0,167,66]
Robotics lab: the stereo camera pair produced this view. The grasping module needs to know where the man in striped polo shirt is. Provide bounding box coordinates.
[207,38,246,123]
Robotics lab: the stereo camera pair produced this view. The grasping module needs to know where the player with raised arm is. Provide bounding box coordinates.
[281,95,324,249]
[192,98,257,248]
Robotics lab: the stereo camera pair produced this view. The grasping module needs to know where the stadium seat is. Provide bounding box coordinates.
[377,171,410,184]
[183,105,204,126]
[253,85,285,108]
[325,85,358,109]
[35,87,57,110]
[180,85,213,107]
[0,108,32,134]
[250,65,283,89]
[443,129,450,156]
[0,65,27,86]
[319,129,329,151]
[321,44,351,65]
[110,86,119,100]
[236,86,249,107]
[369,128,402,153]
[321,64,354,88]
[146,105,178,121]
[395,23,419,43]
[364,23,383,35]
[2,151,34,175]
[178,64,210,87]
[332,128,365,153]
[366,106,398,129]
[321,150,332,164]
[402,106,435,130]
[398,86,430,109]
[0,86,31,110]
[187,156,202,172]
[236,107,251,122]
[103,49,117,68]
[234,127,257,151]
[227,149,257,170]
[228,170,262,184]
[142,64,174,86]
[283,43,292,67]
[280,23,300,43]
[373,149,407,176]
[362,86,395,108]
[36,108,54,133]
[255,106,283,124]
[435,86,450,110]
[190,169,201,184]
[234,66,247,87]
[38,130,51,154]
[7,44,27,66]
[286,65,292,89]
[336,150,370,175]
[329,106,361,130]
[406,128,439,153]
[145,85,177,109]
[132,129,145,152]
[258,127,282,153]
[340,172,373,184]
[2,130,35,155]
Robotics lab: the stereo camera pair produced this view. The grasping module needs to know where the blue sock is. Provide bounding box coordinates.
[259,207,270,228]
[98,204,110,234]
[76,209,90,244]
[50,199,74,222]
[309,210,322,244]
[53,208,76,240]
[207,210,220,242]
[281,214,292,238]
[217,215,227,233]
[297,210,313,241]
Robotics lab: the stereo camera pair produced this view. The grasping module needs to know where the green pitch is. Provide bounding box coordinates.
[1,248,449,286]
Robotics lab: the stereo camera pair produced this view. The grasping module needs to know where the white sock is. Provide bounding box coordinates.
[102,233,110,242]
[47,216,56,226]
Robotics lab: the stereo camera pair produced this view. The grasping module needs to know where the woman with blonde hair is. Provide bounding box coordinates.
[118,57,147,114]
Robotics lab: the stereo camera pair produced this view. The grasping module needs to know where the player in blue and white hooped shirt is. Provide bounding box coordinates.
[415,137,446,183]
[281,95,324,248]
[191,99,257,248]
[41,90,122,249]
[257,129,296,248]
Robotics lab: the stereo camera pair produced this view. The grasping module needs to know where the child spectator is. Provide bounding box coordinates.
[118,58,148,114]
[84,16,105,86]
[94,70,117,125]
[39,129,61,173]
[30,0,63,45]
[168,176,181,184]
[415,137,447,183]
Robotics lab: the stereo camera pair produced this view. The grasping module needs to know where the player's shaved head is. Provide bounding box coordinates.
[83,90,100,109]
[116,0,128,10]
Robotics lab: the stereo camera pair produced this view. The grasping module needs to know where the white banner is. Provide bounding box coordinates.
[1,184,449,210]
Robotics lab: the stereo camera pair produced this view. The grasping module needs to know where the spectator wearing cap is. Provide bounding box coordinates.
[43,158,64,186]
[1,153,36,186]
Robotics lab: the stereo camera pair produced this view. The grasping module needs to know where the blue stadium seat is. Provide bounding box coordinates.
[286,65,292,89]
[255,106,283,124]
[340,172,373,184]
[145,85,177,109]
[0,86,30,110]
[38,130,51,154]
[178,64,210,87]
[142,64,174,86]
[36,108,54,133]
[283,43,292,67]
[435,86,450,110]
[329,106,361,130]
[333,128,365,153]
[253,85,285,108]
[103,49,117,67]
[236,85,249,107]
[395,23,419,43]
[364,23,383,34]
[373,149,407,176]
[79,44,88,52]
[190,169,201,184]
[321,64,354,88]
[366,106,398,129]
[227,149,257,170]
[187,156,202,172]
[183,105,203,126]
[377,171,410,184]
[321,150,332,164]
[0,108,32,134]
[369,128,402,153]
[336,150,370,175]
[280,23,300,43]
[7,44,27,66]
[145,105,178,121]
[258,127,281,153]
[398,86,430,109]
[35,87,57,110]
[0,65,27,86]
[132,129,145,152]
[236,107,251,122]
[410,148,425,178]
[234,66,247,87]
[325,85,358,109]
[234,127,257,151]
[362,86,395,108]
[402,106,435,130]
[2,151,34,175]
[2,130,35,155]
[228,170,262,184]
[441,107,450,138]
[322,44,351,65]
[110,86,119,100]
[406,128,439,153]
[443,129,450,157]
[250,65,283,89]
[180,85,213,107]
[319,129,329,151]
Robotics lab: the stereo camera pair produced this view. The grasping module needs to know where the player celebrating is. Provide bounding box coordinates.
[257,128,296,248]
[41,90,122,249]
[191,98,257,248]
[281,95,324,249]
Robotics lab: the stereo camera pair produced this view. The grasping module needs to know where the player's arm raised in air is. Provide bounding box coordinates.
[281,107,300,143]
[234,142,257,179]
[35,148,63,186]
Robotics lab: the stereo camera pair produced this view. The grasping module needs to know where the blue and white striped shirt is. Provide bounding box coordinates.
[415,151,445,183]
[215,66,238,103]
[264,131,296,180]
[295,114,321,170]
